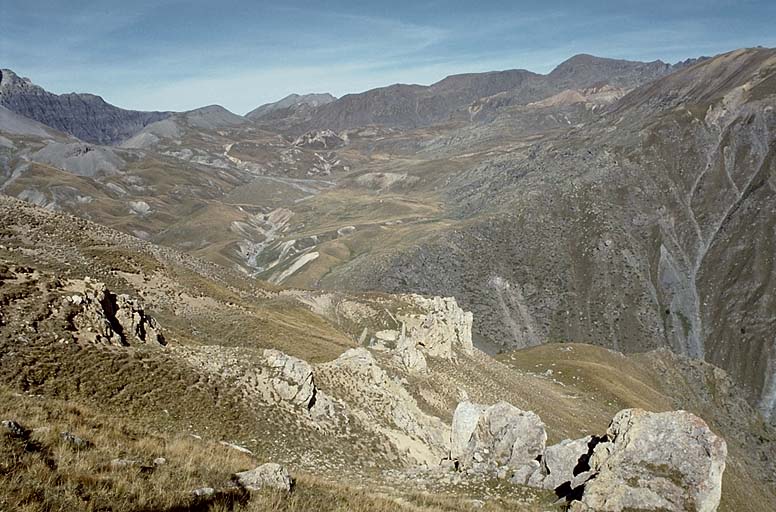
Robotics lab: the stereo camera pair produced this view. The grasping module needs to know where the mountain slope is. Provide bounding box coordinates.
[324,48,776,422]
[246,92,336,120]
[263,54,690,133]
[0,69,170,145]
[0,195,773,511]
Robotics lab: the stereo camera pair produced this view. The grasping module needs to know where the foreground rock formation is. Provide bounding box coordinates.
[570,409,727,512]
[452,401,546,483]
[451,402,727,511]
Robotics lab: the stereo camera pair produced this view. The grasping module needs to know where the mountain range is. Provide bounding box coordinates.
[1,48,775,511]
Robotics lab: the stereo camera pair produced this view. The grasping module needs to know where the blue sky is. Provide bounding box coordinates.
[2,0,775,114]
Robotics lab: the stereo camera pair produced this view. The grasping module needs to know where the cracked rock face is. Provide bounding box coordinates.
[570,409,727,512]
[67,281,165,346]
[393,336,428,373]
[399,295,474,358]
[452,401,547,481]
[263,349,317,408]
[529,435,594,491]
[319,347,450,465]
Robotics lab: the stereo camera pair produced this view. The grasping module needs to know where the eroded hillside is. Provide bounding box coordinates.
[1,194,775,511]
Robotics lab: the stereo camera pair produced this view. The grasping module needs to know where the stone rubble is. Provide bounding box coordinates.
[2,419,30,439]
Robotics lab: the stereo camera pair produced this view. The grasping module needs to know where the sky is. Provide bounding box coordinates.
[2,0,775,115]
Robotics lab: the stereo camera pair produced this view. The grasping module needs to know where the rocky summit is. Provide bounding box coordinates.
[1,34,775,512]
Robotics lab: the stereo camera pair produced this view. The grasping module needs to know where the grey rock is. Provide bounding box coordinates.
[60,431,93,449]
[393,338,428,373]
[2,419,30,438]
[529,435,594,490]
[398,295,474,358]
[110,458,140,469]
[510,459,541,485]
[235,462,292,492]
[219,441,253,455]
[191,487,215,497]
[263,349,316,408]
[453,401,546,478]
[572,409,727,512]
[451,401,487,460]
[67,281,165,346]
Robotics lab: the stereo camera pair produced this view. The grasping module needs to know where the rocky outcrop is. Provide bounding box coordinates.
[451,401,547,483]
[393,337,428,373]
[448,402,726,512]
[258,349,344,426]
[292,129,344,149]
[60,431,93,450]
[0,68,170,145]
[2,419,30,439]
[262,349,317,409]
[318,347,449,465]
[568,409,727,512]
[66,280,165,346]
[235,462,292,492]
[393,295,474,359]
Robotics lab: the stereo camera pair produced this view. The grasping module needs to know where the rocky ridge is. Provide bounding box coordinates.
[0,69,170,144]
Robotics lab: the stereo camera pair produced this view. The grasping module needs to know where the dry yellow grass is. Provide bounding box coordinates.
[0,388,553,512]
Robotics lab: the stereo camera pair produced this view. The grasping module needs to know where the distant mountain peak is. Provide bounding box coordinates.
[0,69,44,95]
[246,92,336,120]
[0,68,171,145]
[183,104,246,129]
[550,54,669,76]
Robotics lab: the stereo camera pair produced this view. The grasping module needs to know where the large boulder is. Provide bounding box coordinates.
[452,401,546,482]
[235,462,292,492]
[451,402,487,461]
[570,409,727,512]
[262,349,316,409]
